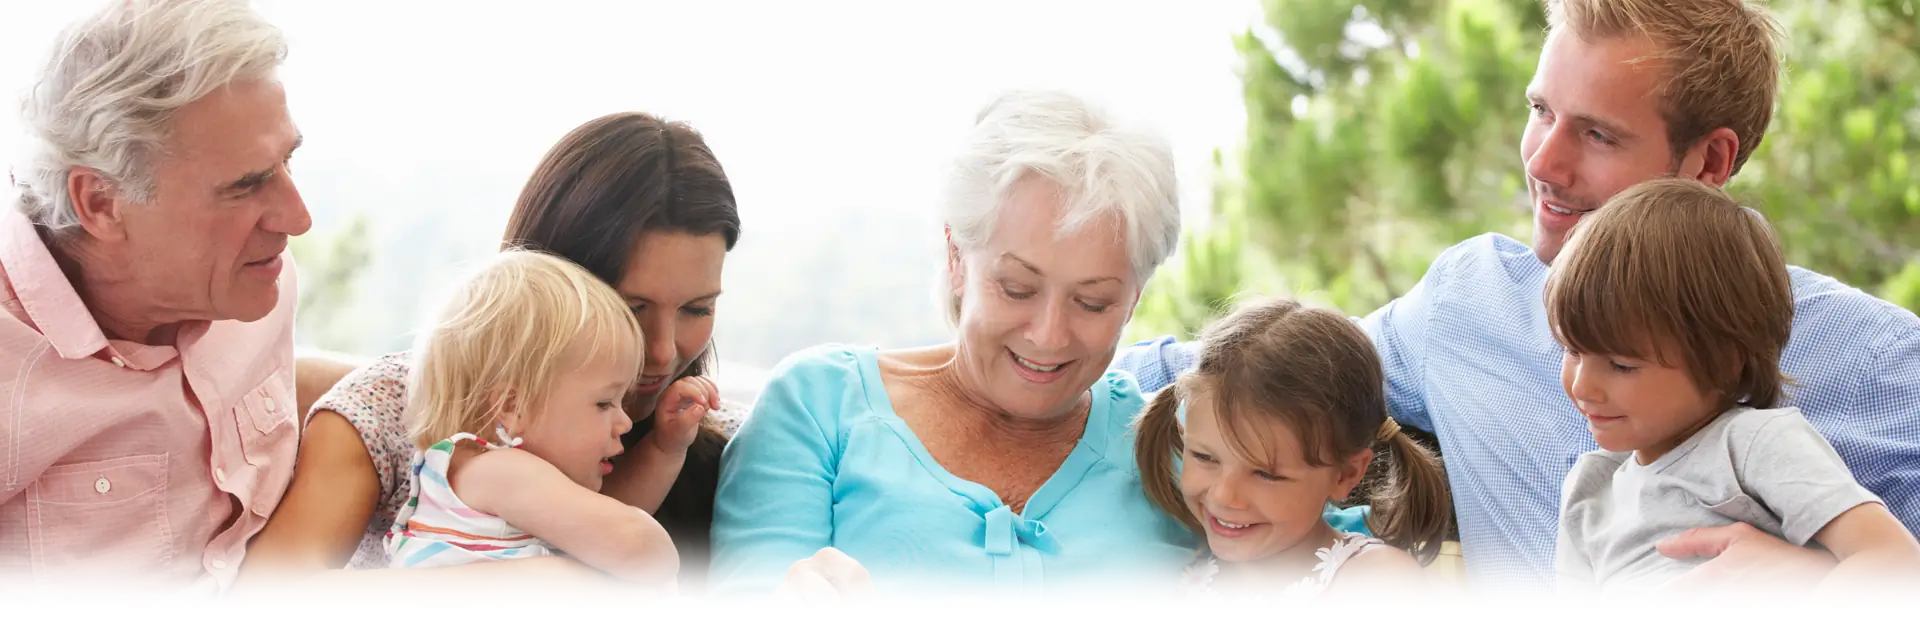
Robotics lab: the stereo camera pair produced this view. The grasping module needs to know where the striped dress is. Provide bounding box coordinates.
[385,433,559,568]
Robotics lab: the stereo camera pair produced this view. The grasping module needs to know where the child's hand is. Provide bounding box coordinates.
[645,376,719,454]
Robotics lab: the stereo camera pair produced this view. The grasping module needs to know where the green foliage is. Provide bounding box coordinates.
[1131,0,1920,344]
[290,214,373,352]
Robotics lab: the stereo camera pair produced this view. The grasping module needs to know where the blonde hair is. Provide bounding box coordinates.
[1545,0,1784,175]
[407,249,643,448]
[1545,178,1793,410]
[1133,298,1453,564]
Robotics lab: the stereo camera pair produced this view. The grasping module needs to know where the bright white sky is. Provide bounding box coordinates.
[1,0,1257,231]
[0,0,1262,391]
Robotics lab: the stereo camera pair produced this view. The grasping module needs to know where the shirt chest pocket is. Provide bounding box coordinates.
[26,454,173,582]
[228,372,298,512]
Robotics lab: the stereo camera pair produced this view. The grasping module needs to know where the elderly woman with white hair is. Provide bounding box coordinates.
[709,90,1197,597]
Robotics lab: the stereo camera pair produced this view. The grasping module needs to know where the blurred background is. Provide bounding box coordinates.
[3,0,1916,405]
[1128,0,1920,343]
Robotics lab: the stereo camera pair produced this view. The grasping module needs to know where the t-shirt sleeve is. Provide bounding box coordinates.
[1733,411,1884,546]
[1554,455,1606,595]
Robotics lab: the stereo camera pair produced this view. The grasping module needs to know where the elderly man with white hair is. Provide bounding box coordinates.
[1,0,310,593]
[709,90,1200,597]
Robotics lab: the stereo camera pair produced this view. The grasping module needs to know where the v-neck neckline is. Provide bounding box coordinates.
[852,346,1111,520]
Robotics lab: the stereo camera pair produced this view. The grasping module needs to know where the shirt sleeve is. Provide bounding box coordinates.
[1554,459,1601,595]
[0,344,69,507]
[1842,327,1920,538]
[710,398,751,438]
[1324,504,1372,535]
[1733,411,1884,546]
[708,349,846,596]
[1108,335,1199,394]
[1356,246,1454,434]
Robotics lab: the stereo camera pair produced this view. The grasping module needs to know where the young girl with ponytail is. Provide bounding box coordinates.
[1134,297,1453,599]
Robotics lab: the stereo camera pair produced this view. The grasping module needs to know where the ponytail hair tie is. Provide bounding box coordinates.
[1376,417,1402,443]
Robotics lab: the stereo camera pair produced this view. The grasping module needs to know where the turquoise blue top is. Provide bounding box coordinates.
[709,344,1199,597]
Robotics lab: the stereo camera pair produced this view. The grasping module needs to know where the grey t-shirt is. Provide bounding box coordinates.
[1554,406,1882,594]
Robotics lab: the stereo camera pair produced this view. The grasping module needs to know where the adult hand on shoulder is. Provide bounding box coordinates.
[1655,522,1836,595]
[774,547,874,603]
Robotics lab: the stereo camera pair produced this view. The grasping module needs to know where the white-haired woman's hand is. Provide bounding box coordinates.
[774,547,874,602]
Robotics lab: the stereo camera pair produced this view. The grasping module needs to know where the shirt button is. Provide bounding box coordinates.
[94,477,111,494]
[214,468,226,484]
[111,357,125,368]
[264,397,278,413]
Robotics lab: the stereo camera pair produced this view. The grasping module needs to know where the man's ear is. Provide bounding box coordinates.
[67,168,130,241]
[1678,127,1740,187]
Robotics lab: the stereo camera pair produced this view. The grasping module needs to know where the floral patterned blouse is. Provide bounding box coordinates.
[307,351,750,569]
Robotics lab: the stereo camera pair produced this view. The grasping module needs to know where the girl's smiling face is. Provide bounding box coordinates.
[1178,393,1369,563]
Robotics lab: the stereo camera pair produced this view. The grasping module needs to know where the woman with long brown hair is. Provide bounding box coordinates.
[237,112,741,591]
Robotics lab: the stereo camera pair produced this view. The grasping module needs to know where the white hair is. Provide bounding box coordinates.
[942,89,1182,318]
[12,0,287,230]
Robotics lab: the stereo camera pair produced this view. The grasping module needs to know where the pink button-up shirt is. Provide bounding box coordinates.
[0,208,299,593]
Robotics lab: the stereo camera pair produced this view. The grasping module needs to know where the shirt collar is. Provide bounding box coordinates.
[0,208,121,361]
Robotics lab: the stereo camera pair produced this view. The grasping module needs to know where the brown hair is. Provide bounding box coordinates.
[1134,298,1453,564]
[1545,0,1783,175]
[1544,178,1792,410]
[500,112,740,570]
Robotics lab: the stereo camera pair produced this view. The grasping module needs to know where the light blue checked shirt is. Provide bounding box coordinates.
[1112,233,1920,591]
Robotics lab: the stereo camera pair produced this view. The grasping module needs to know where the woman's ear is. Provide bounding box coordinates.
[1330,448,1373,502]
[945,225,966,296]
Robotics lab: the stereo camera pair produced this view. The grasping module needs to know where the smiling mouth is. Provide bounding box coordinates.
[1543,201,1592,216]
[1009,351,1069,373]
[630,375,669,393]
[1205,510,1263,537]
